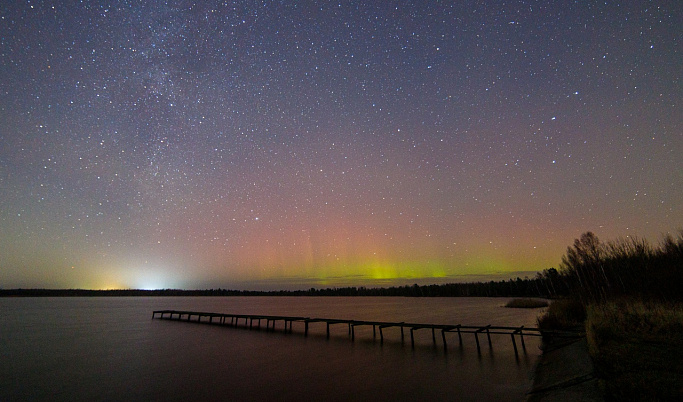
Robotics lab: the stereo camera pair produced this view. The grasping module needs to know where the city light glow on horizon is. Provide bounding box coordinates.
[0,2,680,290]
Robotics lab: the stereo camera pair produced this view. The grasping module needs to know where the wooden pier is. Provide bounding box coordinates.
[152,310,579,354]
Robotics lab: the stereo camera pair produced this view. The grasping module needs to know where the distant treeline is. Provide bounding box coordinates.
[0,275,562,298]
[4,230,680,300]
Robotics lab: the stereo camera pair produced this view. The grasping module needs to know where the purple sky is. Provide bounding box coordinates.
[1,1,681,290]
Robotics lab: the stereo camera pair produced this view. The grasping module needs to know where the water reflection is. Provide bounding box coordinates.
[1,297,543,401]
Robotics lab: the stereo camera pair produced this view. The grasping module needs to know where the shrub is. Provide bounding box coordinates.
[537,298,586,330]
[558,231,683,303]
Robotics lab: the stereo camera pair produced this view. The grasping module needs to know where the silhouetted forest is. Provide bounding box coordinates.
[0,275,562,298]
[3,230,680,300]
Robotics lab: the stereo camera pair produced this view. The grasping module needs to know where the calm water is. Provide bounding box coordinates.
[0,297,544,401]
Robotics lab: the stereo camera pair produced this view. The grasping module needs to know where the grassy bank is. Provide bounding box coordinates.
[537,298,586,330]
[586,300,683,401]
[535,230,683,400]
[537,297,683,400]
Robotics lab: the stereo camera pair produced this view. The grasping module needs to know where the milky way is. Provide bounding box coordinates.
[1,1,680,290]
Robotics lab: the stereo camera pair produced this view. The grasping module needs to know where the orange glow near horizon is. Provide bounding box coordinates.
[1,2,680,291]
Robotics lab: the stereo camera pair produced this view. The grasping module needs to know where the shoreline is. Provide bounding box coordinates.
[526,336,603,401]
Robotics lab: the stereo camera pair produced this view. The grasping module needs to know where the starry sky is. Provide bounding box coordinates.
[1,1,681,290]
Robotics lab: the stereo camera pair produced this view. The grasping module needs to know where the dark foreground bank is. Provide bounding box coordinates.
[527,336,603,402]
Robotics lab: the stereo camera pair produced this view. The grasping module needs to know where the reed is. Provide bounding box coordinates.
[557,231,683,303]
[536,230,683,400]
[586,299,683,401]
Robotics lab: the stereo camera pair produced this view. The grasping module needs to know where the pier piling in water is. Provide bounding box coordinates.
[152,310,579,353]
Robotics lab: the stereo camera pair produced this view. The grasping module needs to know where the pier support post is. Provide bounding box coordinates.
[511,333,518,355]
[151,311,544,357]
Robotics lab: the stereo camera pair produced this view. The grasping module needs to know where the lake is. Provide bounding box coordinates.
[0,297,544,401]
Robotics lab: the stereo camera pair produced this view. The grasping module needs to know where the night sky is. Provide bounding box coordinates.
[1,1,681,290]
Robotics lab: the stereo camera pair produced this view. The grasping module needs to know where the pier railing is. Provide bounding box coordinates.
[152,310,580,354]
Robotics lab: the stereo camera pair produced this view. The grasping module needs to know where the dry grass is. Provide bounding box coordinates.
[586,300,683,401]
[537,298,586,330]
[504,298,549,308]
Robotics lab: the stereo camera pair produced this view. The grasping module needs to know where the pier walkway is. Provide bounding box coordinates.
[152,310,579,354]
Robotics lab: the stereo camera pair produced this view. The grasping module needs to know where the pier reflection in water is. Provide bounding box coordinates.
[152,309,558,356]
[1,296,545,401]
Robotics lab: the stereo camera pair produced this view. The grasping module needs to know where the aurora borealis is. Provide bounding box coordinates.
[1,1,681,290]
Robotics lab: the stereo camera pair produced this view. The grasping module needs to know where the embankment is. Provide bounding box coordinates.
[526,336,603,401]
